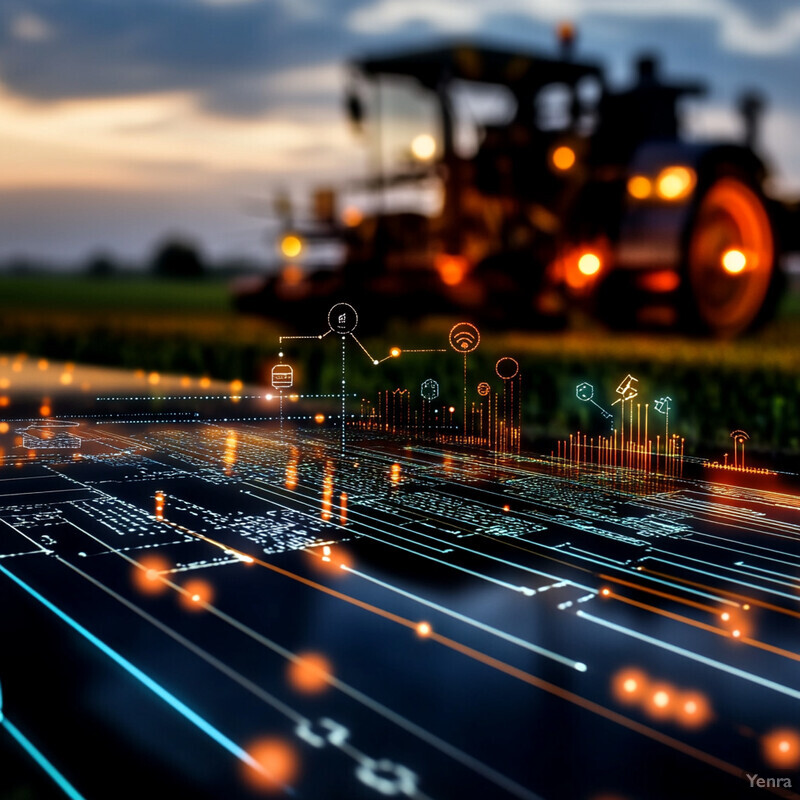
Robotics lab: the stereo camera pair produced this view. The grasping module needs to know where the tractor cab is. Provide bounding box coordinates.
[238,35,787,337]
[343,42,605,318]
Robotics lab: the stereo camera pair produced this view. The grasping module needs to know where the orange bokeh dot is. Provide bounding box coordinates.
[39,405,51,416]
[181,578,213,610]
[647,683,675,719]
[677,691,712,729]
[243,738,299,793]
[0,422,8,434]
[612,668,648,705]
[287,652,332,695]
[133,554,170,595]
[762,728,800,769]
[314,413,325,424]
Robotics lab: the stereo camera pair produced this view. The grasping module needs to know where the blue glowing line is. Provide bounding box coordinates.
[576,610,800,702]
[1,717,86,800]
[0,564,263,775]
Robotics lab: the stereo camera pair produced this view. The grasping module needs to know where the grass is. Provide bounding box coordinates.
[0,272,798,461]
[0,275,233,315]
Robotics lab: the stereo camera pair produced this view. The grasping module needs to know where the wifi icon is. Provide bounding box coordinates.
[448,322,480,354]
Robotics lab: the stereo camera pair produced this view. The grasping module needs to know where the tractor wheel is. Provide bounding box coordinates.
[683,176,777,337]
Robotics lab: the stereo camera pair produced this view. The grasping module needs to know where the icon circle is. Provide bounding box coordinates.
[495,357,519,380]
[477,382,491,397]
[328,303,358,334]
[449,322,480,353]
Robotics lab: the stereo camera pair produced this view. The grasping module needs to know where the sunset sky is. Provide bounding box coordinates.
[1,0,799,265]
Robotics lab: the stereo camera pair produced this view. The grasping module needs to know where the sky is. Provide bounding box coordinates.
[1,0,800,265]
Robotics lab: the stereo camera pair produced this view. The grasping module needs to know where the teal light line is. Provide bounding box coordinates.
[1,716,86,800]
[0,564,271,782]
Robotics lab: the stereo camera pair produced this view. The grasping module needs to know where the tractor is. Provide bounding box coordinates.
[236,32,797,337]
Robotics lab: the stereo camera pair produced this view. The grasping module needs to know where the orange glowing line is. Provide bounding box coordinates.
[599,574,720,614]
[641,567,800,621]
[151,521,779,785]
[605,591,724,636]
[609,589,800,663]
[426,629,749,782]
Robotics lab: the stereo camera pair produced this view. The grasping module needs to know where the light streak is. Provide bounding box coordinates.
[577,610,800,703]
[345,565,587,671]
[0,563,267,777]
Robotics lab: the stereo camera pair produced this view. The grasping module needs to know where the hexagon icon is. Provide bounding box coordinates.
[576,382,594,402]
[420,379,439,401]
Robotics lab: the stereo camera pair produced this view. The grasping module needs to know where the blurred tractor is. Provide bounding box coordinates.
[236,30,797,336]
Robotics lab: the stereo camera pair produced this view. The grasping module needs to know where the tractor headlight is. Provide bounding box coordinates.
[655,166,696,201]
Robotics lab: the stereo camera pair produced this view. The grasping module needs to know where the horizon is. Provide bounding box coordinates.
[2,0,800,265]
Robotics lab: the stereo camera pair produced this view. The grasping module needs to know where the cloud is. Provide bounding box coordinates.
[348,0,800,56]
[10,11,54,42]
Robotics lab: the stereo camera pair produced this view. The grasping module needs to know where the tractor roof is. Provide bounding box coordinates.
[354,42,602,90]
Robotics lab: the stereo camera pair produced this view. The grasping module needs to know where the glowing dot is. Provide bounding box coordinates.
[503,504,510,512]
[230,379,243,392]
[657,166,694,200]
[762,729,800,769]
[732,629,741,638]
[653,690,670,708]
[59,372,73,385]
[39,404,51,417]
[722,249,747,274]
[743,604,750,610]
[416,621,432,637]
[623,678,638,694]
[287,652,331,695]
[411,133,436,161]
[721,612,730,621]
[578,252,601,276]
[448,406,455,413]
[601,588,611,597]
[146,569,159,581]
[280,235,303,259]
[552,145,576,171]
[342,206,363,227]
[627,175,652,199]
[266,393,273,400]
[0,423,8,434]
[243,738,299,792]
[390,347,401,358]
[37,359,48,370]
[373,359,379,365]
[314,413,325,424]
[148,372,160,385]
[684,700,697,714]
[182,579,213,610]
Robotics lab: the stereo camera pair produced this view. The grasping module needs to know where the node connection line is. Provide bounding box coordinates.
[0,690,86,800]
[0,563,275,786]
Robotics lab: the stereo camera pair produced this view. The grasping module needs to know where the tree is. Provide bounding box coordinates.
[151,239,205,279]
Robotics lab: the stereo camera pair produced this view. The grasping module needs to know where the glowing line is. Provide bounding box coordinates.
[349,333,376,363]
[62,527,540,800]
[345,565,587,671]
[641,567,800,620]
[426,623,756,786]
[576,610,800,702]
[0,564,266,776]
[598,573,721,614]
[644,556,800,603]
[1,717,86,800]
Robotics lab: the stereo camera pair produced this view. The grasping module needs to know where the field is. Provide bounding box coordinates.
[1,273,799,461]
